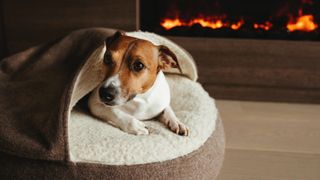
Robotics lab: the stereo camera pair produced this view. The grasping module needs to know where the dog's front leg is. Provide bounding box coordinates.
[108,109,149,135]
[89,104,149,135]
[157,106,189,136]
[89,90,149,135]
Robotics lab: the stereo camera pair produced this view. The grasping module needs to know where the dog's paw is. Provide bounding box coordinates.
[123,119,149,135]
[167,120,189,136]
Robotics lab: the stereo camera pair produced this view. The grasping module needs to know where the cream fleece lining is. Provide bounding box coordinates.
[69,75,217,165]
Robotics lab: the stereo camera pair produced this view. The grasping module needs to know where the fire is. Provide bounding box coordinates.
[287,10,318,32]
[160,18,184,30]
[161,9,318,33]
[231,19,244,30]
[254,21,273,31]
[161,17,244,30]
[190,18,224,29]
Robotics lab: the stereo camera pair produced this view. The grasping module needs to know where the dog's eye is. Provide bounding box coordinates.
[104,52,113,65]
[132,60,145,72]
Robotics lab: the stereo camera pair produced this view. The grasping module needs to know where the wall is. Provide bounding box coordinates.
[170,36,320,103]
[0,0,136,56]
[0,0,5,59]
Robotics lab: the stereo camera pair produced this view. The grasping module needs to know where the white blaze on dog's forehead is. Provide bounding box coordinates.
[103,74,121,88]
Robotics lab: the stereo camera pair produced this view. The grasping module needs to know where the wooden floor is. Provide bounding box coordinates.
[215,100,320,180]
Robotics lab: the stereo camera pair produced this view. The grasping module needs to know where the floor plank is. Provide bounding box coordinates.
[216,100,320,154]
[217,149,320,180]
[215,100,320,179]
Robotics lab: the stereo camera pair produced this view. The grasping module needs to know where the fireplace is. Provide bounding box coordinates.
[137,0,320,103]
[139,0,320,41]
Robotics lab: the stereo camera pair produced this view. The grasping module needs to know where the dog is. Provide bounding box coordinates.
[88,31,189,136]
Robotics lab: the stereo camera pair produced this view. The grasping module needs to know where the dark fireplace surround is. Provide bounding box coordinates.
[137,0,320,103]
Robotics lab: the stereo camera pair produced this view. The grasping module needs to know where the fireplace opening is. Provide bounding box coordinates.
[139,0,320,41]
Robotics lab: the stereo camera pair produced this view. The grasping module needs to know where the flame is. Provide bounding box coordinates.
[161,17,226,30]
[160,18,184,30]
[287,10,318,32]
[189,18,224,29]
[161,9,318,33]
[254,21,273,31]
[231,19,244,30]
[161,17,244,30]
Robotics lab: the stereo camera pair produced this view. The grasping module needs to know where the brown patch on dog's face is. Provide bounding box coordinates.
[99,31,180,105]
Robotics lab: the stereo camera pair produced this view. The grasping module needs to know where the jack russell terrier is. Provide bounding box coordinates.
[88,31,189,136]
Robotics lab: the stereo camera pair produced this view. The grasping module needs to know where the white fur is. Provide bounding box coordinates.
[116,71,170,120]
[102,74,121,88]
[88,71,170,135]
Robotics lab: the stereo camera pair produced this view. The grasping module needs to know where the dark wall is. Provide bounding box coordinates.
[0,0,6,59]
[0,0,136,57]
[170,36,320,103]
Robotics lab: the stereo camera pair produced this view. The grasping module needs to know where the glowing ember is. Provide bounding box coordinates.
[161,17,245,30]
[287,11,318,32]
[231,19,244,30]
[190,18,224,29]
[253,21,273,31]
[161,17,227,30]
[160,18,184,30]
[160,7,319,33]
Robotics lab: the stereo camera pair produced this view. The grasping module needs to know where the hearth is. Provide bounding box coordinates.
[139,0,320,41]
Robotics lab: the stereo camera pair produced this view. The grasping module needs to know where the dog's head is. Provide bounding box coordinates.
[97,31,180,106]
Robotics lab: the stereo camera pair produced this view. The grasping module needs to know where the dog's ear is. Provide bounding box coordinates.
[158,45,181,72]
[106,31,125,48]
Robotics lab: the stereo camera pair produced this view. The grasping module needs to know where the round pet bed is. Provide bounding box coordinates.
[0,28,225,179]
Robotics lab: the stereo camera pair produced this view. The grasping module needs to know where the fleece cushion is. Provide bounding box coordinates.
[69,74,218,165]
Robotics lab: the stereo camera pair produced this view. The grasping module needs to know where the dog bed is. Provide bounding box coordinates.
[0,28,225,179]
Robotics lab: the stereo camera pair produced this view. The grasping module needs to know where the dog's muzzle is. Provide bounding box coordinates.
[99,85,119,106]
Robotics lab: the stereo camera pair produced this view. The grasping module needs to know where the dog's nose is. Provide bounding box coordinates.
[99,86,117,103]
